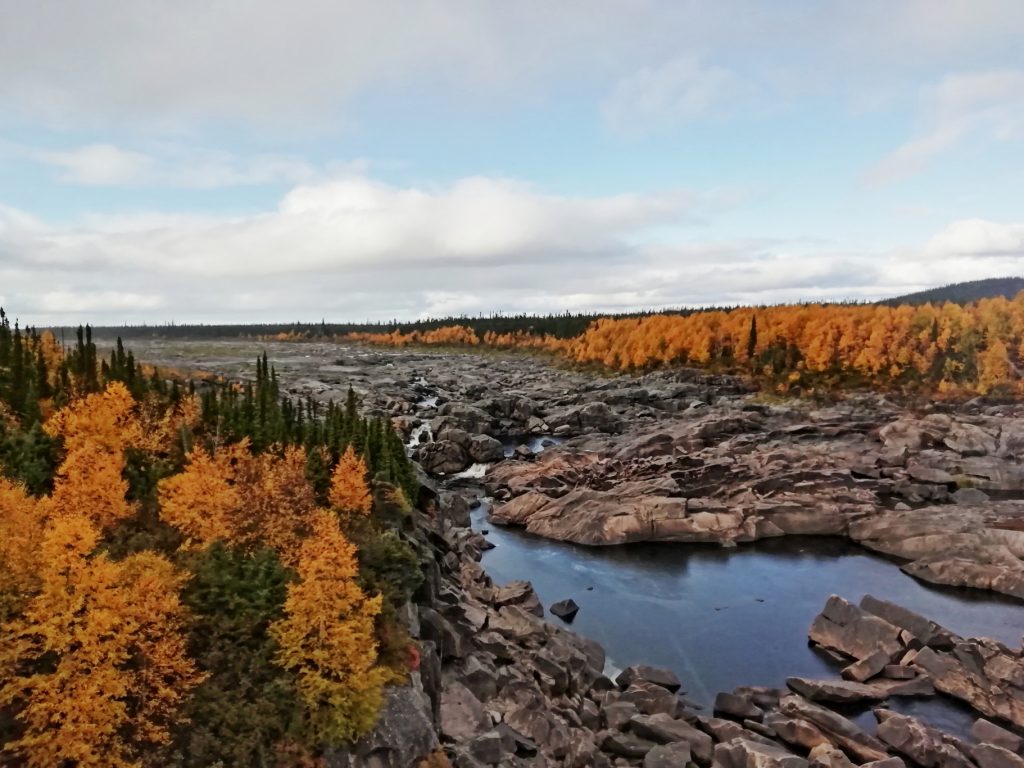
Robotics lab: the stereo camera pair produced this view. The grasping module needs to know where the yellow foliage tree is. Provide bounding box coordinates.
[0,478,44,619]
[44,382,142,530]
[270,509,387,744]
[158,442,245,546]
[329,445,373,517]
[0,516,204,768]
[159,441,316,556]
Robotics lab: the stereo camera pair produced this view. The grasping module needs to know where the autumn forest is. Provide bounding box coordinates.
[343,292,1024,396]
[0,310,423,767]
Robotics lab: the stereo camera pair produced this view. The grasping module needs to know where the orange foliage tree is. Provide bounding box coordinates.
[0,517,204,768]
[269,509,388,744]
[0,478,44,619]
[329,444,373,516]
[158,441,316,557]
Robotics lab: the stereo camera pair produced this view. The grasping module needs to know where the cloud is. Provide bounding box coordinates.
[867,70,1024,184]
[1,2,1022,132]
[925,218,1024,257]
[33,143,318,188]
[1,173,1021,324]
[602,57,737,132]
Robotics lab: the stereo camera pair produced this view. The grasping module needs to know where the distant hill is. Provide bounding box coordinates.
[883,277,1024,306]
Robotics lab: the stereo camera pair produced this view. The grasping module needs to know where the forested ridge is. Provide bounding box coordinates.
[0,307,422,767]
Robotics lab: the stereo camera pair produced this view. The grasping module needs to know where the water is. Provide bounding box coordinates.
[471,503,1024,736]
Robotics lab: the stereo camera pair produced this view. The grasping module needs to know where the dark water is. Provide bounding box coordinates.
[471,503,1024,736]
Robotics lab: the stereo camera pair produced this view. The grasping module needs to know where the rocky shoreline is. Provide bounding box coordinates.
[332,481,1024,768]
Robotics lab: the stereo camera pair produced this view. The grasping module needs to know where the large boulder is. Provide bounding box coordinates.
[617,665,683,693]
[329,674,439,768]
[713,738,808,768]
[874,709,974,768]
[547,402,623,434]
[440,681,491,743]
[808,595,904,661]
[467,434,505,464]
[944,423,998,456]
[419,440,471,475]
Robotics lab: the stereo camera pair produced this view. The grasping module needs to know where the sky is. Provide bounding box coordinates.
[1,1,1023,325]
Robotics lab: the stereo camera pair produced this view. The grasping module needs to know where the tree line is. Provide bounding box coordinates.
[346,293,1024,396]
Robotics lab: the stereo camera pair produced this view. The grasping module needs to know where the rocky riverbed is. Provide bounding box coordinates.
[123,338,1024,766]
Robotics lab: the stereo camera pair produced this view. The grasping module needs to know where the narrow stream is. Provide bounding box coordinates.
[471,502,1024,738]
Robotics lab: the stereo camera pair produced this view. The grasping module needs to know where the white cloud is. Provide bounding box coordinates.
[867,70,1024,184]
[925,218,1024,257]
[1,2,1022,132]
[38,291,166,313]
[0,174,1021,324]
[34,143,317,188]
[602,57,737,131]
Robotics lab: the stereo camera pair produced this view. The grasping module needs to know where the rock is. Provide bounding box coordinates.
[603,731,658,759]
[808,744,857,768]
[879,418,947,452]
[548,402,623,434]
[645,742,693,768]
[785,676,933,704]
[808,595,904,661]
[874,709,974,768]
[701,716,779,748]
[468,730,508,765]
[621,680,681,716]
[550,598,580,622]
[340,674,439,768]
[617,665,684,693]
[630,713,713,762]
[778,695,889,763]
[859,595,958,650]
[489,605,545,642]
[971,719,1023,753]
[419,607,465,660]
[467,434,505,464]
[490,491,552,526]
[462,656,499,702]
[605,701,640,729]
[440,682,491,743]
[945,423,999,456]
[493,580,544,617]
[952,487,991,504]
[419,439,471,475]
[882,665,918,680]
[913,644,1024,728]
[842,650,891,682]
[761,713,833,753]
[974,744,1024,768]
[860,760,907,768]
[715,691,765,721]
[902,543,1024,599]
[713,738,808,768]
[906,462,956,485]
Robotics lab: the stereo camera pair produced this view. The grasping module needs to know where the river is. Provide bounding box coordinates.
[470,500,1024,737]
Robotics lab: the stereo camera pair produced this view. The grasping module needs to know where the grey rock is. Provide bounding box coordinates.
[618,664,683,693]
[713,738,808,768]
[440,681,491,743]
[971,719,1023,753]
[602,731,657,759]
[550,598,580,622]
[644,742,692,768]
